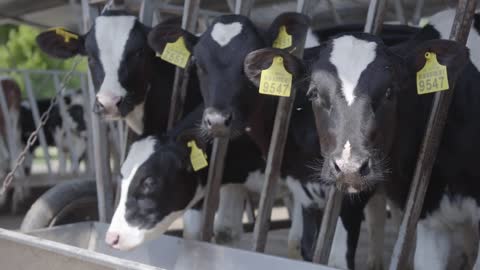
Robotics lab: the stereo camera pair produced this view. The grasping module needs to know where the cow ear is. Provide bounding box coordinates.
[244,48,305,87]
[267,12,310,50]
[408,39,469,88]
[147,25,198,56]
[36,28,85,59]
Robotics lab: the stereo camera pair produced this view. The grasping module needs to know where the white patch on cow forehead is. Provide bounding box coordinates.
[210,22,243,47]
[341,141,351,161]
[121,136,156,177]
[330,35,377,106]
[95,16,136,98]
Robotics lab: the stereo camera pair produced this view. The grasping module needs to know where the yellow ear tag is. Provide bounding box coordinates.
[272,25,292,49]
[157,36,191,69]
[187,140,208,171]
[49,27,79,43]
[258,56,292,97]
[416,52,449,95]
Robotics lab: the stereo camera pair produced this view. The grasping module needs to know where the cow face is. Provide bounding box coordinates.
[245,35,468,194]
[148,13,310,138]
[36,11,155,134]
[106,136,202,250]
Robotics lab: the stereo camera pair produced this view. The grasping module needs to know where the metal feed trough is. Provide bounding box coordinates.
[0,222,336,270]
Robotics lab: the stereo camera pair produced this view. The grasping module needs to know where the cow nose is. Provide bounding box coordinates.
[203,108,232,130]
[95,94,122,114]
[332,158,371,176]
[105,231,120,246]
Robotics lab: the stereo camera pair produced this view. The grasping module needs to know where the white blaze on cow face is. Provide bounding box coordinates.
[330,35,377,106]
[94,16,136,118]
[210,22,243,47]
[107,137,156,250]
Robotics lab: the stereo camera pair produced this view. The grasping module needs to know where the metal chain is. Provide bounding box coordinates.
[1,57,83,194]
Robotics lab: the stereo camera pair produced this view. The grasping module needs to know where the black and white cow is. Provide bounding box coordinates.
[36,11,201,135]
[19,90,88,173]
[105,104,269,250]
[246,8,480,270]
[148,13,390,269]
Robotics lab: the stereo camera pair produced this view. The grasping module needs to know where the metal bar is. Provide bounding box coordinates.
[251,0,309,253]
[82,0,114,222]
[393,0,406,24]
[235,0,255,17]
[389,1,477,269]
[311,0,388,264]
[200,137,229,241]
[139,0,154,26]
[23,73,52,174]
[54,75,81,173]
[411,0,425,26]
[167,0,201,130]
[153,3,226,18]
[80,75,95,175]
[200,0,253,242]
[0,69,84,76]
[0,82,15,170]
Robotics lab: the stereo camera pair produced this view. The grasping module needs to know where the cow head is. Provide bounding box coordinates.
[36,11,156,134]
[148,13,309,138]
[106,134,203,250]
[246,35,468,194]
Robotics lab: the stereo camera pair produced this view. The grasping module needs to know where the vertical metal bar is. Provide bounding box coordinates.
[82,0,114,222]
[389,1,477,269]
[23,73,52,174]
[311,0,388,264]
[393,0,406,24]
[80,74,95,175]
[167,0,201,130]
[251,0,309,253]
[235,0,255,17]
[54,74,80,173]
[411,0,425,26]
[200,137,229,241]
[139,0,154,26]
[0,82,16,170]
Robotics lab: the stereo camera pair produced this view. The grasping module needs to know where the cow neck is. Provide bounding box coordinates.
[142,58,176,135]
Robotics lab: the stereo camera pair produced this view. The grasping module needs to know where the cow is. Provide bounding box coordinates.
[35,11,201,136]
[148,12,391,269]
[19,90,88,173]
[243,8,480,270]
[105,104,272,250]
[0,77,22,177]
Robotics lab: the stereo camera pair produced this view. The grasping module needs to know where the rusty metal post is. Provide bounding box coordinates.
[167,0,201,129]
[311,0,388,264]
[251,0,310,253]
[81,0,114,222]
[389,1,478,269]
[199,0,252,242]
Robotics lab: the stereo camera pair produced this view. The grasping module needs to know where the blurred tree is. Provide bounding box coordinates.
[0,24,87,99]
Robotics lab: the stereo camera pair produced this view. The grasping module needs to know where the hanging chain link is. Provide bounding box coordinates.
[1,57,83,195]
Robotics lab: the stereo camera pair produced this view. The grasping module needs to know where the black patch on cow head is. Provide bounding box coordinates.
[123,136,199,230]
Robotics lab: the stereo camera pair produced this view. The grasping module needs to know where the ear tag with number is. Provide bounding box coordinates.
[49,27,79,43]
[416,52,449,95]
[272,25,292,49]
[157,36,190,68]
[187,140,208,171]
[259,56,292,97]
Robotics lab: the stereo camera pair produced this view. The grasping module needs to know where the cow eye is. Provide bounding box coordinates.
[141,177,156,194]
[306,87,319,101]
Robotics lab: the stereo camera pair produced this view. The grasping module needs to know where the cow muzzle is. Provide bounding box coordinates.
[202,107,232,137]
[94,93,122,120]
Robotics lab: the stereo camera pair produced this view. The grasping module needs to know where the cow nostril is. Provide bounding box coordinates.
[359,159,370,176]
[332,161,341,174]
[106,232,120,246]
[206,118,212,127]
[115,97,123,107]
[224,114,232,126]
